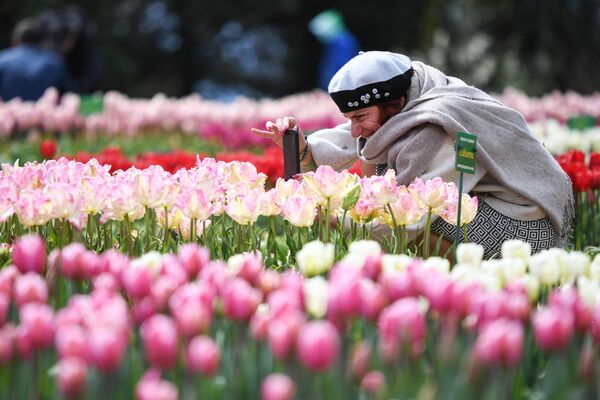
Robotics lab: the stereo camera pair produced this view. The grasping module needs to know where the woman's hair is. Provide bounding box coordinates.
[379,97,406,121]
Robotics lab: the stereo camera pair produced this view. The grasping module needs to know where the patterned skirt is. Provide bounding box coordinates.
[430,198,559,258]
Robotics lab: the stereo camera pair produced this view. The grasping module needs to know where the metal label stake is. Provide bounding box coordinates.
[282,128,301,180]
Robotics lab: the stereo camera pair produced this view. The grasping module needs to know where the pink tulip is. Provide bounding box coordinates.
[378,298,426,361]
[281,194,317,227]
[140,314,179,370]
[409,177,448,211]
[267,289,302,317]
[0,293,8,327]
[348,341,371,380]
[421,273,454,314]
[0,265,19,298]
[533,306,574,351]
[233,252,263,285]
[132,297,158,326]
[360,280,388,321]
[361,254,383,281]
[177,244,210,278]
[473,318,524,367]
[0,325,14,363]
[503,292,532,322]
[268,319,295,360]
[99,250,130,278]
[184,335,220,375]
[360,169,399,207]
[549,288,591,332]
[172,301,212,338]
[222,278,261,321]
[60,243,99,280]
[56,357,88,399]
[150,276,179,311]
[14,272,48,307]
[87,327,128,372]
[259,270,282,296]
[121,265,153,300]
[11,234,46,274]
[92,273,121,293]
[296,320,339,371]
[19,303,54,350]
[56,324,87,360]
[261,373,296,400]
[327,266,362,320]
[361,370,385,395]
[135,369,178,400]
[385,187,426,226]
[382,271,418,301]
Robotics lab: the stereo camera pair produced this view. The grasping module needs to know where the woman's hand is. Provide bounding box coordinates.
[250,116,308,153]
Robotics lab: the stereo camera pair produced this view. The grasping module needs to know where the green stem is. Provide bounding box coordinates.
[423,208,432,258]
[162,207,170,252]
[325,198,331,243]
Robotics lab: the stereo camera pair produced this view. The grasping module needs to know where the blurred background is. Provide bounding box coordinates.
[2,0,600,101]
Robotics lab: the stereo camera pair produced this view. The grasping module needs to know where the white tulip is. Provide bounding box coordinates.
[381,254,414,276]
[501,240,531,261]
[348,240,382,256]
[303,276,328,318]
[577,276,600,308]
[590,254,600,282]
[456,243,484,267]
[296,240,335,277]
[528,250,560,286]
[561,251,591,284]
[422,257,451,274]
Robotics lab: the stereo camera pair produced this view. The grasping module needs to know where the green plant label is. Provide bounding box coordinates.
[455,131,477,174]
[79,95,104,116]
[567,115,596,131]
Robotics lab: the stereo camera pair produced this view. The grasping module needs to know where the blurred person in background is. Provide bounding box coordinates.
[38,7,104,94]
[0,17,75,101]
[309,9,359,90]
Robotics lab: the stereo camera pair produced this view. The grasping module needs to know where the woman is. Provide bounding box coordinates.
[252,51,573,257]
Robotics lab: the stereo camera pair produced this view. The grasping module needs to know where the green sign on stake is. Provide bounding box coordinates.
[79,95,104,116]
[454,131,477,254]
[567,115,596,131]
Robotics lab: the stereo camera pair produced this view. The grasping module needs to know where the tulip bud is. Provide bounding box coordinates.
[140,314,179,370]
[177,243,210,278]
[296,241,334,277]
[347,341,371,381]
[296,320,339,371]
[532,307,574,351]
[12,235,46,274]
[261,373,296,400]
[14,273,48,307]
[135,369,178,400]
[361,370,385,395]
[56,357,87,399]
[184,335,220,376]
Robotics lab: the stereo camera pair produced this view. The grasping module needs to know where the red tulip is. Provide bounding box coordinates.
[12,234,46,274]
[39,139,57,159]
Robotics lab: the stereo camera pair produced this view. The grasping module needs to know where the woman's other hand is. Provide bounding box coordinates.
[250,116,307,151]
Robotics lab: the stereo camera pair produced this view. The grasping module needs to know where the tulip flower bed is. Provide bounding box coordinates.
[0,89,345,149]
[0,158,475,264]
[2,234,600,399]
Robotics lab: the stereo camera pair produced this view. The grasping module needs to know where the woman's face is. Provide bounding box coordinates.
[344,105,385,139]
